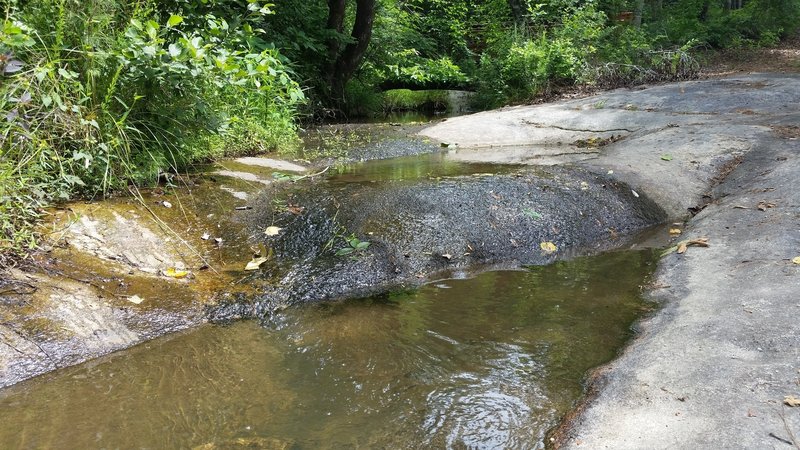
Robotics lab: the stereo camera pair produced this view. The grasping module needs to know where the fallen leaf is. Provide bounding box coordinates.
[792,256,800,265]
[661,154,674,161]
[164,267,189,278]
[540,241,558,254]
[757,201,776,211]
[201,232,211,240]
[245,257,268,271]
[442,253,452,260]
[669,228,682,235]
[661,237,710,257]
[264,226,282,236]
[286,205,304,215]
[162,201,172,208]
[784,395,800,407]
[214,237,223,246]
[127,295,144,305]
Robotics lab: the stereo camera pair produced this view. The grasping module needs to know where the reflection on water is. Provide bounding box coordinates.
[330,151,522,183]
[0,250,656,449]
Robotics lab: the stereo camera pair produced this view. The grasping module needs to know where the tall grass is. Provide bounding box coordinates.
[0,0,303,263]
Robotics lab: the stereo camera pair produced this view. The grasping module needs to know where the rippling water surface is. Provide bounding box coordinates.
[0,250,656,449]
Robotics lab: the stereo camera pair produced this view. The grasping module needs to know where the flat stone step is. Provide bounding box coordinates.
[213,170,272,185]
[234,157,307,173]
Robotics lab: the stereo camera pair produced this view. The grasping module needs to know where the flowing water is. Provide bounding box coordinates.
[0,250,657,449]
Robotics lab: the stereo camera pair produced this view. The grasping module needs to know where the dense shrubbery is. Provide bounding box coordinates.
[0,0,302,257]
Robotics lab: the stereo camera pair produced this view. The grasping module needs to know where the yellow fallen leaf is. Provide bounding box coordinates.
[677,242,688,254]
[784,395,800,407]
[540,241,558,254]
[264,226,283,236]
[792,256,800,265]
[669,228,682,235]
[245,257,268,271]
[165,267,189,278]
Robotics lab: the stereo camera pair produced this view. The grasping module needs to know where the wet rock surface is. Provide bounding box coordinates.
[209,167,664,320]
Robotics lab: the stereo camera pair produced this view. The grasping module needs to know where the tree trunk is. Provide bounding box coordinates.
[633,0,645,27]
[329,0,376,102]
[508,0,526,26]
[325,0,346,87]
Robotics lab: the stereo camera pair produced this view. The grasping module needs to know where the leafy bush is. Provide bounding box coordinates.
[382,89,449,112]
[0,0,302,258]
[380,49,469,89]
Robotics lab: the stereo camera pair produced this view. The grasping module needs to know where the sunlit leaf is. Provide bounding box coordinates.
[244,257,268,271]
[540,241,557,254]
[264,226,282,236]
[165,268,189,278]
[167,15,183,27]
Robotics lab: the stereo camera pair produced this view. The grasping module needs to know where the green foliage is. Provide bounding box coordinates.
[650,0,800,49]
[0,0,302,257]
[382,89,449,112]
[336,235,371,257]
[381,49,468,89]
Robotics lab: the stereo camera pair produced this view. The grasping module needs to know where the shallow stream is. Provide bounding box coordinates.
[0,249,656,449]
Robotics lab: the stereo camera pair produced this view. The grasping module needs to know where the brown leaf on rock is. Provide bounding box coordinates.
[757,201,776,211]
[286,205,305,215]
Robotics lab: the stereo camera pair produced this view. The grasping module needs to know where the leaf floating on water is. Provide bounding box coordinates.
[244,257,268,271]
[784,395,800,407]
[264,226,282,236]
[127,295,144,305]
[540,241,558,254]
[792,256,800,265]
[164,267,189,278]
